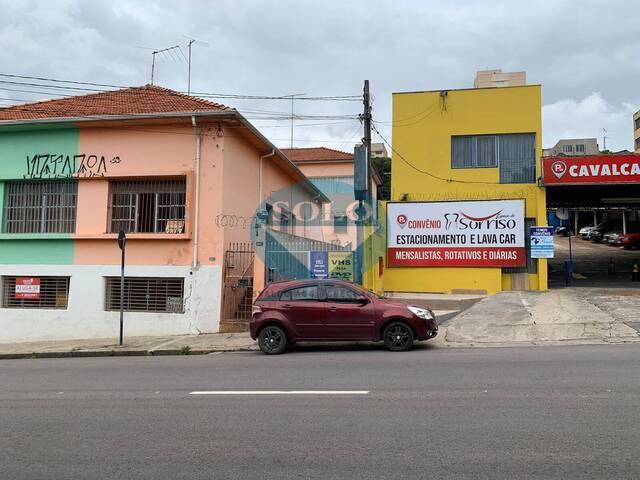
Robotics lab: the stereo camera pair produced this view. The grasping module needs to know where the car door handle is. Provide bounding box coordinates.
[328,306,337,312]
[282,304,292,309]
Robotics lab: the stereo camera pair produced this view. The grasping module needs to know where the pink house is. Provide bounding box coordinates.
[281,147,382,248]
[0,86,326,341]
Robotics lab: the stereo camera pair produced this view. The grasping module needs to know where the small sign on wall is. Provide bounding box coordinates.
[15,277,40,299]
[530,226,555,258]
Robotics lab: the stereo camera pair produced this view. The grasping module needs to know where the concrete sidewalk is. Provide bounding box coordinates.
[441,287,640,347]
[0,332,257,359]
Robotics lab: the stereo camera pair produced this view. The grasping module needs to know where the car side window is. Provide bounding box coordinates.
[325,285,359,303]
[280,286,318,302]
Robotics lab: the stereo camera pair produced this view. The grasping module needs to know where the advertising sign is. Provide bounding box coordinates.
[328,252,354,281]
[15,277,41,299]
[543,155,640,185]
[309,251,329,279]
[387,200,525,267]
[530,226,555,258]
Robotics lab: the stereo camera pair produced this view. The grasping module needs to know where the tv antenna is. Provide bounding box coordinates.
[150,45,181,85]
[182,35,210,95]
[284,93,306,148]
[601,127,608,151]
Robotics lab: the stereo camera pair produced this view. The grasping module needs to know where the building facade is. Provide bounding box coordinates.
[385,85,547,295]
[543,138,599,157]
[473,69,526,88]
[634,110,640,153]
[0,86,325,342]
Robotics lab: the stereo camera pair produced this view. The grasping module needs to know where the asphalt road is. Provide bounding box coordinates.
[1,344,639,479]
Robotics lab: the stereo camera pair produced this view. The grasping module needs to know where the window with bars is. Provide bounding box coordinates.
[108,179,186,234]
[105,277,185,313]
[451,134,536,184]
[2,276,70,309]
[3,181,77,233]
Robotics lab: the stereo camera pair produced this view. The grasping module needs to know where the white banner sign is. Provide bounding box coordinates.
[387,200,526,267]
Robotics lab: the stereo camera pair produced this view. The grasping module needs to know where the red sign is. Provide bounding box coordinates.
[15,277,40,299]
[543,155,640,185]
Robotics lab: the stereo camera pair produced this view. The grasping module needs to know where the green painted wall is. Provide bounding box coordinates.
[0,240,75,264]
[0,125,78,264]
[0,125,79,180]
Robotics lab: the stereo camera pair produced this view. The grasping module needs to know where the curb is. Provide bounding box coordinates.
[0,345,257,360]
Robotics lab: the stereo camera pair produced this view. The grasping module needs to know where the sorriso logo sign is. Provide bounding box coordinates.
[387,200,526,267]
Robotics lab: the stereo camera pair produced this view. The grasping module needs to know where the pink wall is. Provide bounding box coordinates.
[74,123,225,267]
[296,161,353,178]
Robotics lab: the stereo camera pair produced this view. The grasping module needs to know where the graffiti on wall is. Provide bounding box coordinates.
[24,154,122,179]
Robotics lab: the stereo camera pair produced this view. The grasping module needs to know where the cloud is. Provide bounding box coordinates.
[0,0,638,152]
[543,93,638,151]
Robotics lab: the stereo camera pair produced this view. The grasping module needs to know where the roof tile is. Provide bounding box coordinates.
[0,85,230,121]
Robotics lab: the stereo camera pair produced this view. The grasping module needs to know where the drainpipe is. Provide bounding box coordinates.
[191,116,201,269]
[259,150,275,204]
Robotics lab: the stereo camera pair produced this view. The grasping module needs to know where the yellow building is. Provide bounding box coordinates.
[385,85,547,295]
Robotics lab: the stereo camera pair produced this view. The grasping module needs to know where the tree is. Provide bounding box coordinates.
[372,156,391,200]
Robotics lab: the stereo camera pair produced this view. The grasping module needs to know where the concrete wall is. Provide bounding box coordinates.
[0,264,221,342]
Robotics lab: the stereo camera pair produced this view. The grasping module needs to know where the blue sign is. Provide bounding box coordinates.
[309,251,329,278]
[530,226,554,259]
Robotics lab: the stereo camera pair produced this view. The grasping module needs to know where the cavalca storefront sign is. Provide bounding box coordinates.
[387,200,525,267]
[543,154,640,185]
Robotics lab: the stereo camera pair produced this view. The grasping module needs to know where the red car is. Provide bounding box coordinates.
[619,233,640,249]
[250,279,438,354]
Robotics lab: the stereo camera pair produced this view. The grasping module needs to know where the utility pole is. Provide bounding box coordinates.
[117,229,126,346]
[363,80,372,191]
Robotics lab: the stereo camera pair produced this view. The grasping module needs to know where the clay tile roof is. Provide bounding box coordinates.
[0,85,231,122]
[280,147,354,163]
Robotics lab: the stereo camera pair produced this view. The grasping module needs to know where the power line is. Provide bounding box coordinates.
[371,123,501,185]
[0,73,362,101]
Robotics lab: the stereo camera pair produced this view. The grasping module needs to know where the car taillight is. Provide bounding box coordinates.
[252,305,262,316]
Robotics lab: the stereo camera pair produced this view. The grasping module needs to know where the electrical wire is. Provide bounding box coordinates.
[371,123,502,185]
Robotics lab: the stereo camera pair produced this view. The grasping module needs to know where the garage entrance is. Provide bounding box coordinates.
[543,155,640,288]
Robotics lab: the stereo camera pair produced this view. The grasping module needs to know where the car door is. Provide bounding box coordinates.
[279,285,326,339]
[322,284,376,340]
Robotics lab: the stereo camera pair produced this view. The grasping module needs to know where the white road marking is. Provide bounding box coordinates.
[189,390,370,395]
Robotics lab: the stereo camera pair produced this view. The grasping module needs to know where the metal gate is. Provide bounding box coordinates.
[265,229,351,284]
[221,242,255,322]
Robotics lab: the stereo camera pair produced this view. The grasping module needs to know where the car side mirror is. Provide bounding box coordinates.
[356,295,369,305]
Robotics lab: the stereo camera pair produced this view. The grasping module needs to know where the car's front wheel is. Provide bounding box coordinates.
[258,325,288,355]
[383,322,414,352]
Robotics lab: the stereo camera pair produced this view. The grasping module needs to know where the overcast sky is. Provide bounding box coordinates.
[1,0,638,152]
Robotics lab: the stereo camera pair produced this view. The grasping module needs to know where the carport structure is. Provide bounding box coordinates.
[542,154,640,287]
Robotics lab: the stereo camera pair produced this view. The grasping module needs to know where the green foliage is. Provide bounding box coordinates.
[372,156,391,201]
[179,345,191,355]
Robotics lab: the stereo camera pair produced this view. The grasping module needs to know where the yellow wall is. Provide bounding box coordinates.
[385,85,547,295]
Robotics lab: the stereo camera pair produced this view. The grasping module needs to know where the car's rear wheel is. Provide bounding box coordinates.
[383,322,414,352]
[258,325,287,355]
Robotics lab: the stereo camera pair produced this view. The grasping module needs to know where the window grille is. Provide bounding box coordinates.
[108,179,186,233]
[2,276,70,309]
[3,181,77,233]
[105,277,185,313]
[451,134,536,183]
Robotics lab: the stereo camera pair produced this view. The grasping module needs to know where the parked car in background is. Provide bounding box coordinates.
[250,279,438,354]
[619,232,640,249]
[589,220,623,243]
[602,229,623,246]
[555,226,569,236]
[579,225,595,239]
